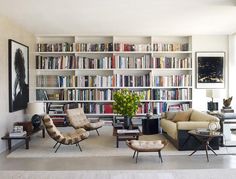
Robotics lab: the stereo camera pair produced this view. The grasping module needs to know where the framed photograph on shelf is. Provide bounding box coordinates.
[196,52,225,89]
[9,39,29,112]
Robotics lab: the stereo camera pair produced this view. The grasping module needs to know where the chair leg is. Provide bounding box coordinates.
[54,143,61,153]
[136,152,139,163]
[77,142,82,152]
[53,142,58,148]
[132,151,136,158]
[96,129,100,136]
[158,151,163,163]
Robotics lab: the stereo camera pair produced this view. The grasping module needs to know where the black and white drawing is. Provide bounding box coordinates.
[9,39,29,112]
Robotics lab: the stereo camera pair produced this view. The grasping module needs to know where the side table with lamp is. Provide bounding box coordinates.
[1,102,46,151]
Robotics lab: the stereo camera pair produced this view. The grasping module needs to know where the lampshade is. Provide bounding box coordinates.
[26,102,45,115]
[206,89,223,98]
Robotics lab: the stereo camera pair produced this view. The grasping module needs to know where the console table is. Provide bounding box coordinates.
[1,125,45,151]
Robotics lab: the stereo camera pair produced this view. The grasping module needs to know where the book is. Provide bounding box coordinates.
[117,129,139,134]
[9,131,27,137]
[221,108,234,113]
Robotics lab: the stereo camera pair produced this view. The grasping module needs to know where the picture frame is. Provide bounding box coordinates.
[9,39,29,112]
[196,52,225,89]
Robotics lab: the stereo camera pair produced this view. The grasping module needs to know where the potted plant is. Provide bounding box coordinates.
[113,89,143,129]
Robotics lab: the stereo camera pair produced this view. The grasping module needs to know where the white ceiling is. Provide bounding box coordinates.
[0,0,236,35]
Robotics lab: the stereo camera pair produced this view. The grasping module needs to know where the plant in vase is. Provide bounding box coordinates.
[113,89,143,129]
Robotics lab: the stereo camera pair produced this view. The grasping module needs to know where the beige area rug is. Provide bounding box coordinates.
[7,126,236,158]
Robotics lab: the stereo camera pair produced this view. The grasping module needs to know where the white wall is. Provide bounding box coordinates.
[192,35,229,111]
[0,16,35,153]
[228,34,236,108]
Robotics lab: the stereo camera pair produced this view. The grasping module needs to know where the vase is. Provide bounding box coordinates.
[124,116,132,129]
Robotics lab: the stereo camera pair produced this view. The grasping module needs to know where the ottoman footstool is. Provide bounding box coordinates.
[126,140,167,163]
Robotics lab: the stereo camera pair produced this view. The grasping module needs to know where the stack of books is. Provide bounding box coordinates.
[221,107,234,113]
[9,126,27,137]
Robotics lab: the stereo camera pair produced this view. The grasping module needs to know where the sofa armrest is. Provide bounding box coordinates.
[177,121,210,130]
[160,118,177,140]
[190,110,220,122]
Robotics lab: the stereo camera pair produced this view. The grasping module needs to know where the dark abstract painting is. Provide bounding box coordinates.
[196,52,225,88]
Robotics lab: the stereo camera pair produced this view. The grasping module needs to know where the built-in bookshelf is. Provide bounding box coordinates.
[35,36,193,124]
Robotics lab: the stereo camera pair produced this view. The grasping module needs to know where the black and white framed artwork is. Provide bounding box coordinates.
[196,52,225,89]
[9,39,29,112]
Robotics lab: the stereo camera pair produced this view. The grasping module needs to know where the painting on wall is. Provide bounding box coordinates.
[9,39,29,112]
[196,52,225,89]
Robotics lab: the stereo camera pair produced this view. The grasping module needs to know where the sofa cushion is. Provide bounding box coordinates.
[177,121,210,130]
[166,112,177,120]
[172,110,192,122]
[190,110,219,122]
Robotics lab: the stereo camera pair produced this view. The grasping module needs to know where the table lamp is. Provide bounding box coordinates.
[26,102,45,128]
[206,90,221,111]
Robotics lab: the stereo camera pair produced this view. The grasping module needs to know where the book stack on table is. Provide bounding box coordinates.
[9,126,27,137]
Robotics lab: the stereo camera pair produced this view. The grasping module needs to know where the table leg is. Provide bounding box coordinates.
[42,128,45,138]
[116,136,119,148]
[208,144,217,156]
[205,143,209,162]
[189,143,204,156]
[8,139,12,151]
[25,137,30,149]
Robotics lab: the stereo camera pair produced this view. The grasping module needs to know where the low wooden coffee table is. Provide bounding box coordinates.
[188,129,222,162]
[1,125,45,151]
[113,127,141,148]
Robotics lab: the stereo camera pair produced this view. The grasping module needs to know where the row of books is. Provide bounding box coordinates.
[36,56,75,69]
[115,74,150,87]
[153,75,192,87]
[37,43,74,52]
[36,74,151,88]
[37,89,191,101]
[45,101,191,116]
[37,74,192,88]
[75,43,113,52]
[114,43,151,51]
[153,43,189,51]
[152,89,192,100]
[36,89,152,101]
[153,57,192,68]
[47,89,113,101]
[36,55,192,70]
[114,55,152,68]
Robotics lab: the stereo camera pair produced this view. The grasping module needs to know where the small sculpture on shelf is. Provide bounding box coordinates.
[222,96,234,113]
[223,96,233,108]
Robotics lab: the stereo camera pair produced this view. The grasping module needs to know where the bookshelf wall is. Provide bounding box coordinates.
[35,35,193,123]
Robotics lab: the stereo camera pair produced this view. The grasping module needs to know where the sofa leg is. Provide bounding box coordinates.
[136,152,139,163]
[132,151,136,158]
[158,151,163,163]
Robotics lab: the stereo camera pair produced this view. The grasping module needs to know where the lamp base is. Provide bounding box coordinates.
[31,114,42,128]
[207,102,218,111]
